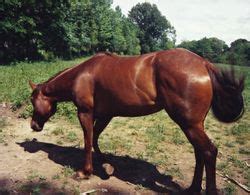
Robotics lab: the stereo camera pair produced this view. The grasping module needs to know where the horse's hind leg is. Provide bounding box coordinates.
[93,117,112,154]
[182,123,218,195]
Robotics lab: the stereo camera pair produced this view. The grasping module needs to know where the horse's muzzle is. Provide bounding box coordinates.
[31,120,43,132]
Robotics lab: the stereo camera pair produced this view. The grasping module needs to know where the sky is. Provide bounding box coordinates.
[112,0,250,46]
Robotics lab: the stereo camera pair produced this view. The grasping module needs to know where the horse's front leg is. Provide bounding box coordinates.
[77,110,94,178]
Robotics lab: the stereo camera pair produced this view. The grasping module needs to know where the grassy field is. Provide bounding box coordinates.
[0,58,249,194]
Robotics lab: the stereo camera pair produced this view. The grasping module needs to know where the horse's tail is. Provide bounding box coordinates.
[205,62,245,123]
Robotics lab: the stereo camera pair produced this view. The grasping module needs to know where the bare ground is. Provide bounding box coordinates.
[0,104,248,195]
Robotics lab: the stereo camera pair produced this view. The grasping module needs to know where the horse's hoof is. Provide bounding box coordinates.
[74,171,92,180]
[102,163,114,176]
[182,187,201,195]
[206,189,220,195]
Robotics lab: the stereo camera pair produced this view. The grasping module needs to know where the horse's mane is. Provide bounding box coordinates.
[45,67,71,84]
[95,51,118,58]
[45,52,117,84]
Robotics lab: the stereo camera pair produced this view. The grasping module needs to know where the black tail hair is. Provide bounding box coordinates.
[206,63,245,123]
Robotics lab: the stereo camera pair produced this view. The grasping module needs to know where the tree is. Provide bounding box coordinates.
[0,0,141,64]
[226,39,250,66]
[110,6,140,54]
[178,37,228,63]
[1,0,43,63]
[128,2,176,53]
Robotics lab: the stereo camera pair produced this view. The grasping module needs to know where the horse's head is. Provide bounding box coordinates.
[29,81,57,131]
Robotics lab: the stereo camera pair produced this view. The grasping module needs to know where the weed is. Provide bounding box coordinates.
[231,123,249,135]
[25,138,32,142]
[20,182,49,195]
[66,131,78,142]
[19,103,33,119]
[62,166,74,177]
[145,142,158,157]
[72,186,81,195]
[228,155,245,169]
[239,147,250,155]
[57,103,77,122]
[32,185,41,195]
[0,132,6,144]
[0,118,7,129]
[145,124,166,142]
[244,169,250,188]
[27,170,46,182]
[172,129,185,145]
[166,167,184,179]
[52,174,61,180]
[217,162,228,171]
[231,123,249,145]
[224,141,235,148]
[99,136,122,153]
[134,184,146,191]
[136,152,146,160]
[52,127,64,136]
[223,182,236,195]
[57,140,63,145]
[27,170,40,181]
[213,140,221,149]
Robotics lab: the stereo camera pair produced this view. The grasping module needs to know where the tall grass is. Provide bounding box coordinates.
[0,58,87,120]
[0,58,87,108]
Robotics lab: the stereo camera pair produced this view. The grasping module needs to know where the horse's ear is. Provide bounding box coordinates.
[29,80,37,90]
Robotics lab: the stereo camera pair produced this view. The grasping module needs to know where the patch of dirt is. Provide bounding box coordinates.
[0,104,248,194]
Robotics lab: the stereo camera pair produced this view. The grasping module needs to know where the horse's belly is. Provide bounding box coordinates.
[94,100,162,117]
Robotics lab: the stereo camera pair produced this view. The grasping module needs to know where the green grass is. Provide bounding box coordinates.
[66,131,78,142]
[0,57,87,116]
[61,166,74,178]
[0,119,7,145]
[52,127,64,136]
[223,182,236,195]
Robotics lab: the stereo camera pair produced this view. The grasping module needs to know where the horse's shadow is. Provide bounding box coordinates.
[17,139,183,193]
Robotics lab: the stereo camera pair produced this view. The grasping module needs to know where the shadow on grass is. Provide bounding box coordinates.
[0,178,70,195]
[17,139,183,194]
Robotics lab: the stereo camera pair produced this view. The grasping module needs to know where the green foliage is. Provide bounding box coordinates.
[66,131,78,142]
[52,128,64,136]
[129,2,176,53]
[0,57,86,120]
[19,103,33,119]
[231,123,249,136]
[57,103,77,122]
[178,38,250,66]
[226,39,250,66]
[172,129,186,145]
[224,182,236,195]
[1,0,141,64]
[61,166,74,177]
[178,37,228,63]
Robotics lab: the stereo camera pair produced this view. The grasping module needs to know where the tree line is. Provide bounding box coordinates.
[1,1,249,66]
[178,38,250,66]
[1,0,175,64]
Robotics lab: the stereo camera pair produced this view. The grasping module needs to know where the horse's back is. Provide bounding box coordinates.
[92,52,161,116]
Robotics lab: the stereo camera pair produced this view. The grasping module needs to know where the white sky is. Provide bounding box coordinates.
[112,0,250,46]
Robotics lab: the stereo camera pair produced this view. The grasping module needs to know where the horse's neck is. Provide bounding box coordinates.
[42,69,77,102]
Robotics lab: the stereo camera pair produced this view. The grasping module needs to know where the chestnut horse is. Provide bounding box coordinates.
[29,48,244,194]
